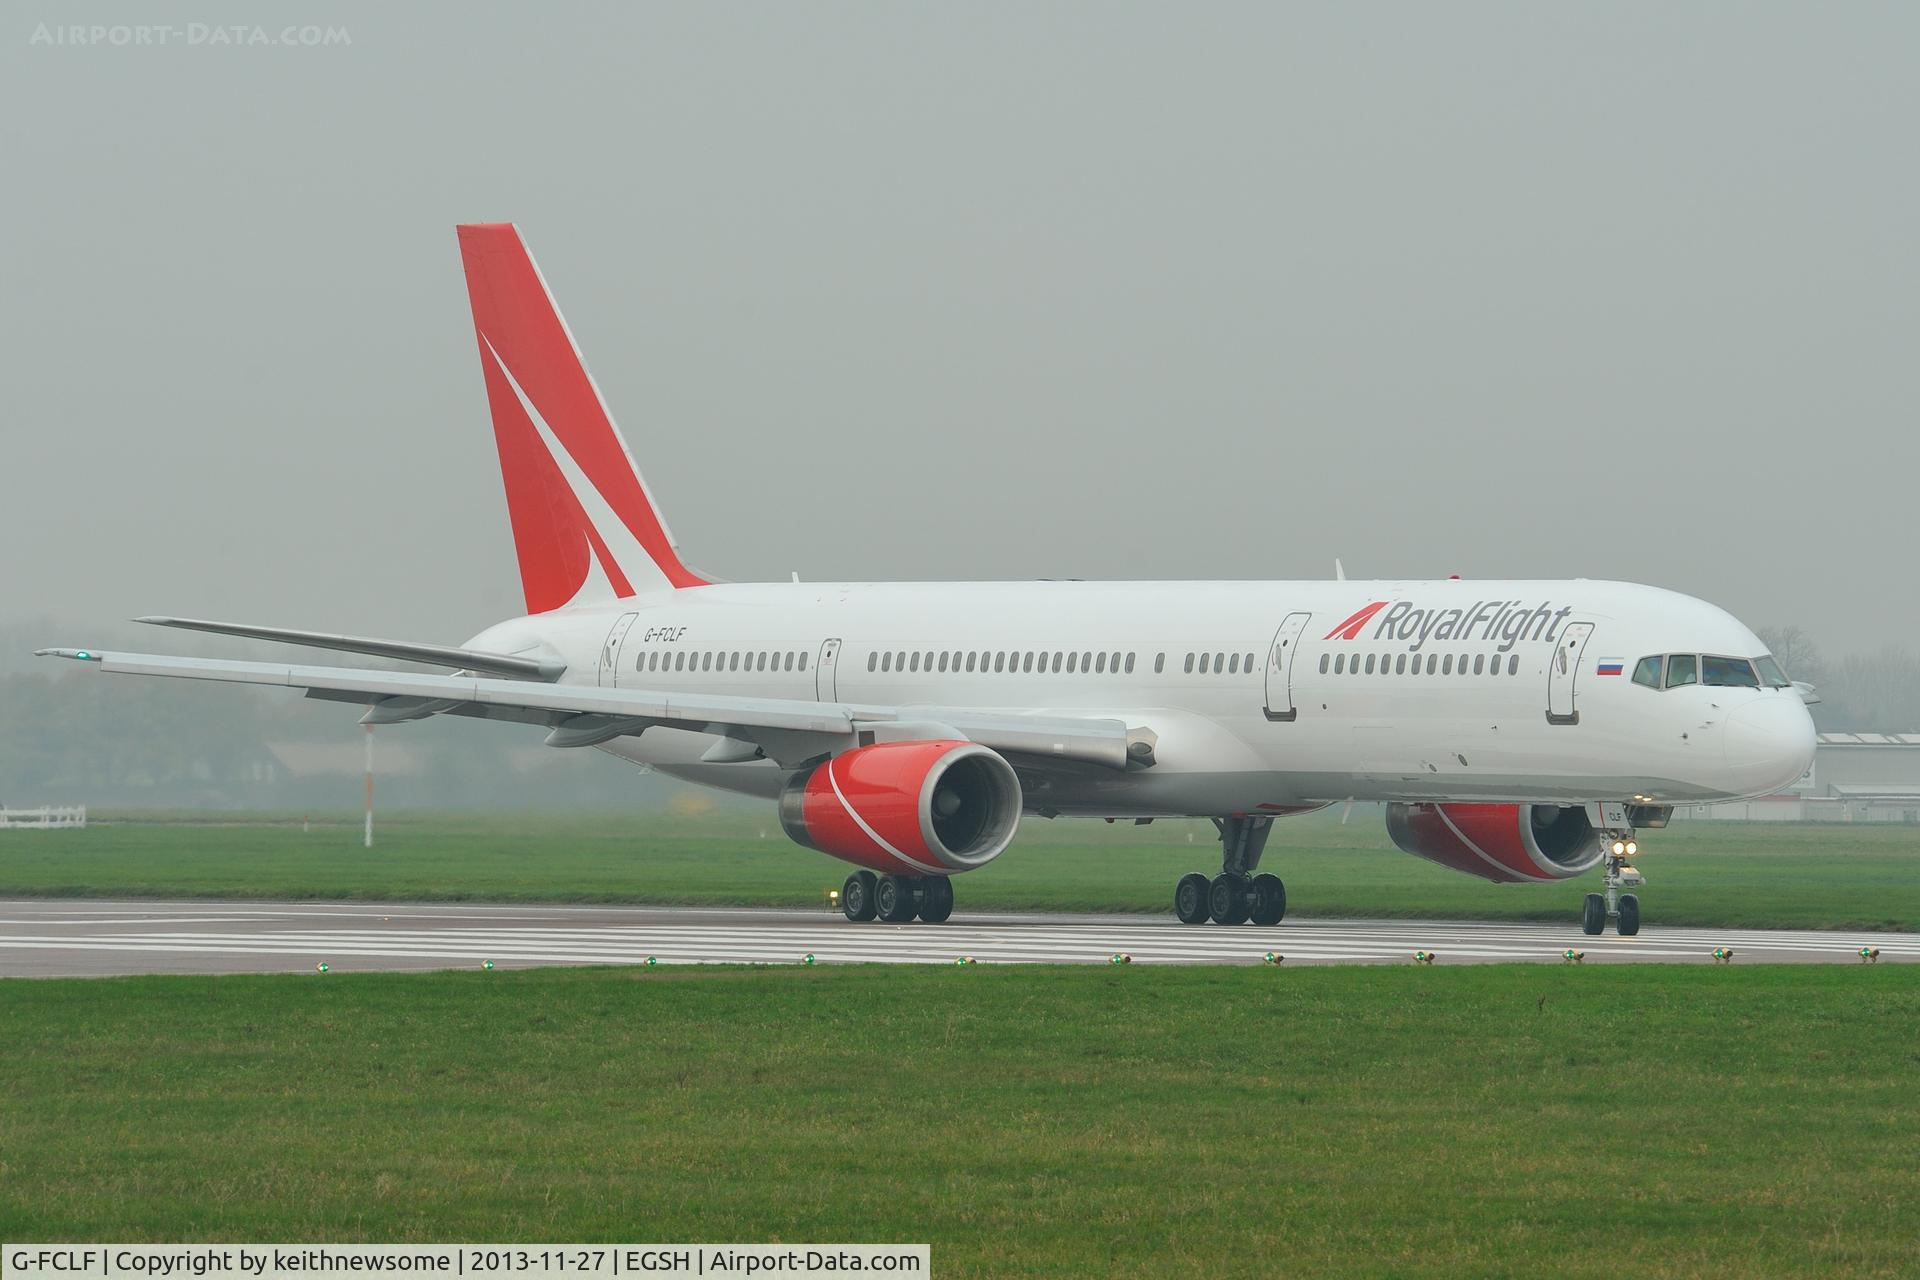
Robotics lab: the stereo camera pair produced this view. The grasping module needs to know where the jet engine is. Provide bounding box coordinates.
[1385,802,1604,883]
[778,740,1023,876]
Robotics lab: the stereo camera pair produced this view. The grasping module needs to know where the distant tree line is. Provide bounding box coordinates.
[1755,626,1920,732]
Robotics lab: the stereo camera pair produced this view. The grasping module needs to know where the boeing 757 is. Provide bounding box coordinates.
[38,224,1818,934]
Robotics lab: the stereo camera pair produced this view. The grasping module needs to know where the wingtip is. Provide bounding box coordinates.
[35,648,102,661]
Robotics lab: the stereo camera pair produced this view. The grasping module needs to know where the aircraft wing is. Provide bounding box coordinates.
[34,648,1152,772]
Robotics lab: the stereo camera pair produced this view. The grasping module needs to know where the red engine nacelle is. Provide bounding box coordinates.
[1385,803,1604,883]
[778,740,1023,876]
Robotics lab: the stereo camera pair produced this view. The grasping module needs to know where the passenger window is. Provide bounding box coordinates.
[1083,651,1094,672]
[1507,653,1519,675]
[1426,654,1438,675]
[1395,654,1406,674]
[1632,655,1661,688]
[1702,655,1760,688]
[1095,653,1107,674]
[1363,654,1374,674]
[1331,654,1342,675]
[938,652,949,673]
[993,652,1005,673]
[1229,654,1241,674]
[1666,654,1698,688]
[1053,652,1064,672]
[1215,652,1226,674]
[909,653,920,672]
[1023,652,1035,673]
[798,651,808,671]
[1246,653,1255,673]
[1473,654,1484,675]
[1126,653,1136,674]
[1201,653,1213,674]
[1185,653,1195,673]
[1442,654,1453,675]
[1066,652,1078,674]
[1320,653,1330,674]
[1458,653,1468,675]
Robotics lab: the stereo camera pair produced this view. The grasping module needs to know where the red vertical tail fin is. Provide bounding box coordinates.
[457,222,706,613]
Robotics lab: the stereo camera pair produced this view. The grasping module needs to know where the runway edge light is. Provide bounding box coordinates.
[1263,952,1284,965]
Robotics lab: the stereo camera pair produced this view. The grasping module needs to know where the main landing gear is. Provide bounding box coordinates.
[841,870,954,924]
[1174,816,1287,926]
[1581,833,1645,937]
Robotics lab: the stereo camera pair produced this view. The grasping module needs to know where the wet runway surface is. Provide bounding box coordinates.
[0,899,1912,976]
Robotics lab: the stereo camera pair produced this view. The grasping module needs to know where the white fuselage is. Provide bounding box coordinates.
[467,577,1817,818]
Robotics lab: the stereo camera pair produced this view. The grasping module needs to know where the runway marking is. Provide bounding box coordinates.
[0,899,1911,977]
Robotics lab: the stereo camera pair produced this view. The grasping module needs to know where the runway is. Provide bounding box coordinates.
[0,899,1911,976]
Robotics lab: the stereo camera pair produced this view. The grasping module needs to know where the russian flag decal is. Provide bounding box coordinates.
[1595,659,1625,676]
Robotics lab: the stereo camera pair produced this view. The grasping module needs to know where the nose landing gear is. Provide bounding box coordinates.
[1581,833,1645,936]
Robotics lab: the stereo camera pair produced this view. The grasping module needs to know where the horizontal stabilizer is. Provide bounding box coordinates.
[133,616,565,681]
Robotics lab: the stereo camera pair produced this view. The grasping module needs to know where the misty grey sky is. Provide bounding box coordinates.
[4,3,1915,657]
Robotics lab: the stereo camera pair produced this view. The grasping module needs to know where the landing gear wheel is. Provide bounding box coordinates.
[842,870,878,922]
[1616,893,1640,936]
[1249,873,1287,926]
[875,875,917,923]
[1208,874,1251,926]
[1174,873,1211,924]
[917,876,954,923]
[1581,893,1605,936]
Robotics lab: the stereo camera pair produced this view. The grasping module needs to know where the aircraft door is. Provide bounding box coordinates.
[599,612,638,688]
[815,637,842,701]
[1263,612,1313,722]
[1546,621,1594,725]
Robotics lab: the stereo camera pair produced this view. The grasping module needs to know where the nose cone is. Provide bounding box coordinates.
[1723,695,1817,797]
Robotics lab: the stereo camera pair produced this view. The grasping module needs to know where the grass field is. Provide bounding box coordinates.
[0,810,1913,931]
[0,964,1913,1277]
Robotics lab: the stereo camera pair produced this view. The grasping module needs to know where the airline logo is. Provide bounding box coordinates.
[1325,599,1577,654]
[1323,602,1387,640]
[458,223,707,614]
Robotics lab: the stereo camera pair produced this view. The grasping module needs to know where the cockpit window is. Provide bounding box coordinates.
[1755,655,1792,688]
[1632,655,1663,688]
[1701,655,1761,688]
[1665,654,1698,688]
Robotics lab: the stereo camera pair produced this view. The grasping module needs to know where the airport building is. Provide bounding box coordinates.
[1678,732,1920,822]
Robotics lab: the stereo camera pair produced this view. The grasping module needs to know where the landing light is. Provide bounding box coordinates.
[1611,840,1627,856]
[1626,841,1638,856]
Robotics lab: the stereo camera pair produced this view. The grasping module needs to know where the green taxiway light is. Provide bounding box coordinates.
[315,962,329,974]
[802,953,816,965]
[644,955,658,967]
[1263,952,1284,965]
[482,960,494,971]
[1109,953,1132,965]
[1563,949,1585,963]
[1859,947,1880,963]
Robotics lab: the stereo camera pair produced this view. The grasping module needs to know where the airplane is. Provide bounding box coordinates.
[37,223,1818,936]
